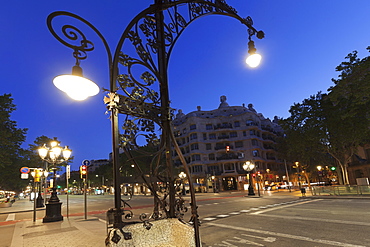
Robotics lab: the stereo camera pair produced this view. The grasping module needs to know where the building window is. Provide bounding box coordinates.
[208,153,215,160]
[209,133,216,139]
[246,120,258,126]
[192,154,201,161]
[252,150,260,157]
[208,165,220,173]
[206,124,213,130]
[186,146,189,153]
[250,129,256,136]
[192,165,203,173]
[235,141,243,148]
[206,143,212,150]
[190,133,197,140]
[182,138,185,144]
[234,121,240,127]
[203,133,207,140]
[243,131,247,137]
[190,124,196,130]
[252,139,258,146]
[224,163,235,171]
[230,132,237,138]
[183,128,187,134]
[191,143,199,150]
[174,131,180,137]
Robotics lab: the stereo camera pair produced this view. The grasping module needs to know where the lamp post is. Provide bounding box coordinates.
[294,161,302,189]
[243,160,255,196]
[317,165,322,185]
[179,171,187,195]
[211,175,216,193]
[47,1,263,245]
[38,139,72,223]
[30,168,49,208]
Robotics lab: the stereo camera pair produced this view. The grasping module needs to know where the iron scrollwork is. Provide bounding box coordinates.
[47,1,264,245]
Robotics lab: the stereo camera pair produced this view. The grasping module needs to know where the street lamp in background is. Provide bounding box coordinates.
[294,161,302,189]
[38,139,72,222]
[30,168,49,208]
[47,1,264,245]
[179,172,187,195]
[243,160,256,196]
[317,166,322,185]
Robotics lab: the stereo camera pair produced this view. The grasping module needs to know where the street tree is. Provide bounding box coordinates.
[0,94,28,191]
[278,93,330,181]
[280,46,370,185]
[324,48,370,184]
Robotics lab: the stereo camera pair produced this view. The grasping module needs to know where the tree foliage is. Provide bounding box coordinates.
[0,94,28,191]
[278,93,333,182]
[279,47,370,185]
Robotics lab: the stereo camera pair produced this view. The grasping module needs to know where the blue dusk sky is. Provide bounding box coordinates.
[1,1,370,172]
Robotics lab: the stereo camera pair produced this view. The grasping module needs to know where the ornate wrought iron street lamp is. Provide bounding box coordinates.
[243,160,256,196]
[47,1,263,245]
[38,139,72,222]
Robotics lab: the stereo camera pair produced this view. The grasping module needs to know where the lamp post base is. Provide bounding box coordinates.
[43,201,63,223]
[36,193,44,208]
[248,186,255,196]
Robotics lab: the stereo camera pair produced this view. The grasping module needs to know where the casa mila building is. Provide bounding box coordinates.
[172,96,284,192]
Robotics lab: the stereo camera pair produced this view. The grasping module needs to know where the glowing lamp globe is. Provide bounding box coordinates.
[53,65,99,101]
[246,53,262,68]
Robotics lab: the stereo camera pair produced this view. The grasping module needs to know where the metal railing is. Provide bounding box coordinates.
[311,185,370,196]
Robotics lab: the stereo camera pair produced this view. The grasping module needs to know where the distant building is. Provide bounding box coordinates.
[348,144,370,185]
[172,95,284,192]
[88,159,110,172]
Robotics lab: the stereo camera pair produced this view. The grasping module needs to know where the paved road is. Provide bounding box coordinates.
[2,191,370,246]
[200,197,370,246]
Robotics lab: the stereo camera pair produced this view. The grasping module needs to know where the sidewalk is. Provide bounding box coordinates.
[0,198,107,247]
[10,216,106,247]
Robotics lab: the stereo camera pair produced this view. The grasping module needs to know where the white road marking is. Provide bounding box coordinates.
[240,210,251,213]
[241,233,276,242]
[203,217,217,221]
[205,222,365,247]
[251,199,320,215]
[6,213,15,221]
[229,212,240,215]
[256,214,370,227]
[216,214,230,218]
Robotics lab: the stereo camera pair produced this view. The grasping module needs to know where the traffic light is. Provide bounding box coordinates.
[330,166,336,171]
[80,165,87,179]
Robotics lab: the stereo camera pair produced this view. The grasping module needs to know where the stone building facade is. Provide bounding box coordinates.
[172,96,284,192]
